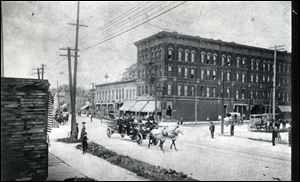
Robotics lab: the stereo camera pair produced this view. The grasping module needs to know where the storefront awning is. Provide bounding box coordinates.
[119,101,136,111]
[129,101,148,112]
[61,103,68,108]
[141,101,161,113]
[278,105,291,113]
[81,104,90,110]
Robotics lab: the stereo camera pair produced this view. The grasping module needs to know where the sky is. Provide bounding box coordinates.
[2,1,291,89]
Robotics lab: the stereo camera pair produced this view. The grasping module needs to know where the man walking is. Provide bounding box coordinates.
[80,122,86,141]
[75,123,79,140]
[209,122,215,139]
[272,126,277,146]
[82,131,88,154]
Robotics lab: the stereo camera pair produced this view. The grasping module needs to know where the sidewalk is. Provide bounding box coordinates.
[49,123,147,181]
[47,152,87,181]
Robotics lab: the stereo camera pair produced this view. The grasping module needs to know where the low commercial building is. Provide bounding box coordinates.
[95,80,136,115]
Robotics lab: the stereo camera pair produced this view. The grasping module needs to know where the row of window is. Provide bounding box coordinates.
[96,88,136,102]
[167,48,291,73]
[138,49,162,63]
[138,66,163,81]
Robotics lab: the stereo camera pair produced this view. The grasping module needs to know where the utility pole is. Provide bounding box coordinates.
[269,45,285,123]
[1,3,4,77]
[37,68,40,79]
[60,47,76,138]
[195,79,200,124]
[41,64,45,80]
[68,1,87,139]
[57,80,61,112]
[221,71,225,134]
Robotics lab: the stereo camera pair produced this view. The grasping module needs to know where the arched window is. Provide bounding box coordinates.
[213,53,217,65]
[222,55,226,66]
[178,49,183,61]
[207,52,211,64]
[191,86,195,96]
[191,51,196,63]
[227,56,231,65]
[236,57,241,68]
[184,50,189,62]
[168,48,173,60]
[201,52,205,63]
[256,59,260,70]
[251,59,255,70]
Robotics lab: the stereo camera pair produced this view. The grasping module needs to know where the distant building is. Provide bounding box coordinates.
[95,80,136,115]
[134,31,291,121]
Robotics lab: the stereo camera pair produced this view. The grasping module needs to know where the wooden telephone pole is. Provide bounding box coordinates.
[67,1,87,139]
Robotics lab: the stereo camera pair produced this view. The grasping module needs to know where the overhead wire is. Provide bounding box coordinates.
[81,1,187,52]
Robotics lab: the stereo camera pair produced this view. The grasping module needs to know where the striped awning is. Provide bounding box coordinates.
[119,101,136,111]
[129,101,148,112]
[141,101,161,113]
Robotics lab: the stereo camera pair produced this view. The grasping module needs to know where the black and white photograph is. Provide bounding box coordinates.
[1,1,298,181]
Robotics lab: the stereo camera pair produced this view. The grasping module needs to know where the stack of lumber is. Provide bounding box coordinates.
[1,77,49,181]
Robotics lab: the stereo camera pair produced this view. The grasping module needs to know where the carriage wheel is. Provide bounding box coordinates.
[107,128,112,138]
[121,134,125,138]
[136,133,143,145]
[248,125,254,132]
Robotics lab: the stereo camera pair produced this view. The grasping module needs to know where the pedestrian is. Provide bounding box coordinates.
[82,132,88,154]
[209,122,215,139]
[272,127,277,146]
[80,122,86,141]
[230,122,235,136]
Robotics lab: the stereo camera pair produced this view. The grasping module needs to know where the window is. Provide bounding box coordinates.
[191,86,195,96]
[263,75,265,82]
[191,68,195,79]
[242,57,246,68]
[184,67,188,78]
[178,49,182,61]
[112,90,115,100]
[227,88,230,98]
[221,71,224,80]
[227,72,230,82]
[201,69,204,80]
[212,70,216,80]
[236,73,239,82]
[268,63,271,71]
[212,87,216,98]
[222,55,226,66]
[236,90,239,99]
[133,89,135,98]
[251,74,253,82]
[126,90,128,99]
[237,57,240,68]
[242,73,245,83]
[122,89,124,99]
[255,91,258,99]
[256,59,259,70]
[178,85,181,96]
[213,54,217,65]
[242,89,245,100]
[168,84,172,95]
[207,53,211,64]
[178,67,182,77]
[251,59,254,70]
[263,62,266,71]
[184,85,188,96]
[168,66,172,77]
[206,87,210,98]
[185,50,189,62]
[168,48,173,60]
[201,52,205,63]
[256,75,259,83]
[279,63,282,73]
[227,56,231,65]
[191,51,195,63]
[200,86,204,97]
[268,76,270,83]
[250,90,253,99]
[207,70,210,79]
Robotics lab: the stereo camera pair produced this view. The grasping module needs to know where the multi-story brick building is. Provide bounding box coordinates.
[95,80,137,115]
[134,31,291,121]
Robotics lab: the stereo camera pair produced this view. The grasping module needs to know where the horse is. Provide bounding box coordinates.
[148,123,183,152]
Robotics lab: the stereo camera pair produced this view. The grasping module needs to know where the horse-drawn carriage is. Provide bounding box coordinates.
[106,117,159,145]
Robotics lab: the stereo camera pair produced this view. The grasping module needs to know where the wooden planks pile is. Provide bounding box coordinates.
[1,77,50,181]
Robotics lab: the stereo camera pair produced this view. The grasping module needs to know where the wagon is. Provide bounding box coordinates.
[248,114,270,132]
[106,118,158,145]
